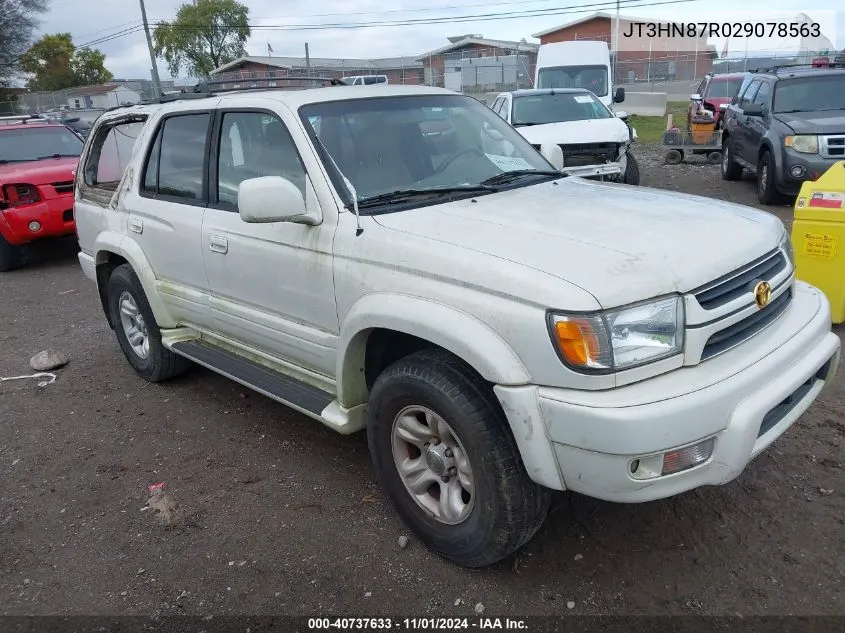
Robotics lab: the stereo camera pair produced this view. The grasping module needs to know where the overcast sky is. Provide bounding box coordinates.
[37,0,845,80]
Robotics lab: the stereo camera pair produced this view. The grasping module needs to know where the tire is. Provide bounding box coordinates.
[107,264,191,382]
[367,348,551,568]
[0,233,26,272]
[622,151,640,185]
[665,149,683,165]
[721,137,742,180]
[756,150,783,205]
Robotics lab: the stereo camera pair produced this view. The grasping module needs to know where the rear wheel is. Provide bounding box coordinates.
[0,234,26,272]
[721,137,742,180]
[107,264,191,382]
[367,348,551,568]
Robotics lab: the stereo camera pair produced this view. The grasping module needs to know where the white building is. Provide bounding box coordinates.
[66,84,141,110]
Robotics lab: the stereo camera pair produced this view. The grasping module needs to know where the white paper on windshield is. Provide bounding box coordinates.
[573,95,593,103]
[485,154,535,171]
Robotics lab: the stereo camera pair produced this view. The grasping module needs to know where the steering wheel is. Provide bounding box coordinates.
[435,147,485,174]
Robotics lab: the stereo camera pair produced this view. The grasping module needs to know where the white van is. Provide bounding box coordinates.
[341,75,389,86]
[534,41,624,109]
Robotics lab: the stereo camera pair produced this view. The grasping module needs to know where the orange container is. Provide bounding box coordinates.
[690,121,716,145]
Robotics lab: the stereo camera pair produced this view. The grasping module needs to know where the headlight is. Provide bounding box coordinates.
[784,135,819,154]
[549,296,685,372]
[780,229,794,267]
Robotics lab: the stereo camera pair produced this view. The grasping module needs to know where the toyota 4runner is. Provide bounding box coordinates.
[75,83,840,568]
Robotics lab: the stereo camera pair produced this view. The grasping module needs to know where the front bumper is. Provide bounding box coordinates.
[561,162,623,178]
[495,281,840,501]
[778,150,843,195]
[0,195,75,245]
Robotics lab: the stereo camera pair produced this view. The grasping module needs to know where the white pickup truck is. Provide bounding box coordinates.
[490,88,639,183]
[74,83,840,568]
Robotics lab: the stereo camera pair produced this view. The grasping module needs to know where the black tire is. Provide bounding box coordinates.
[721,137,742,180]
[756,150,783,205]
[367,348,551,568]
[107,264,191,382]
[665,149,683,165]
[0,233,26,272]
[622,151,640,185]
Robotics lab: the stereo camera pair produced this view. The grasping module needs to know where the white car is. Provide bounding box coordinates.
[74,83,839,568]
[491,88,639,183]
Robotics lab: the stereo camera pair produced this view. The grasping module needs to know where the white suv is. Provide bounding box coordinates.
[74,83,840,568]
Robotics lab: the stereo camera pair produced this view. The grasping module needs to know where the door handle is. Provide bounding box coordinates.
[209,235,228,254]
[128,217,143,234]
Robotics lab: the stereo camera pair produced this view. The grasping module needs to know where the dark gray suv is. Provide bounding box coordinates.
[721,67,845,204]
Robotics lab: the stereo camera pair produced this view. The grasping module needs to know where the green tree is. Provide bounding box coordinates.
[154,0,251,77]
[20,33,113,91]
[0,0,48,87]
[72,48,114,85]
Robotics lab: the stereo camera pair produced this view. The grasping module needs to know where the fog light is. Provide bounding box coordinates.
[662,438,715,476]
[790,165,806,178]
[28,221,41,232]
[629,437,715,480]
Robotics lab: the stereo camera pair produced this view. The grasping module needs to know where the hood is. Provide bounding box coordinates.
[0,156,78,186]
[515,118,629,146]
[371,178,782,308]
[774,111,845,135]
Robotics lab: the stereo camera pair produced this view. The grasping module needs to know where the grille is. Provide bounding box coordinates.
[530,142,619,167]
[52,181,75,194]
[694,249,787,310]
[62,209,73,222]
[821,135,844,159]
[757,358,832,438]
[701,289,792,361]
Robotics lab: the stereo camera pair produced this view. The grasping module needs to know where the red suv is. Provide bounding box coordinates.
[688,72,751,129]
[0,116,84,271]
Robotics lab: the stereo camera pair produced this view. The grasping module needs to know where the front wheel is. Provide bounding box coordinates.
[622,151,640,185]
[367,348,551,568]
[0,233,26,272]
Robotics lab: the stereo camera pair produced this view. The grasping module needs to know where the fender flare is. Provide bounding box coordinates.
[336,293,531,408]
[94,232,175,328]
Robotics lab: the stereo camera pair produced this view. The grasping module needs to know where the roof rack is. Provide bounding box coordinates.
[0,114,50,125]
[749,62,845,74]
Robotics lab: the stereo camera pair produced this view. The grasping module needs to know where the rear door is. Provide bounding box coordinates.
[121,107,217,328]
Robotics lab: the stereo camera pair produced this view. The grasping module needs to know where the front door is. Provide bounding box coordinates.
[201,108,339,377]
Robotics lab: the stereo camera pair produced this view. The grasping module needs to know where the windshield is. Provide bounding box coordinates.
[299,94,556,210]
[707,77,745,99]
[536,65,608,97]
[773,75,845,113]
[0,126,83,163]
[512,92,612,125]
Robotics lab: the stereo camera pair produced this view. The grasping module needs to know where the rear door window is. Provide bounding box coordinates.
[141,113,210,201]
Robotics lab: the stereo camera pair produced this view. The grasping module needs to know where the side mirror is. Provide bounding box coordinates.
[719,103,728,110]
[743,103,763,117]
[614,87,625,103]
[690,93,701,101]
[540,143,564,171]
[615,111,628,119]
[237,176,319,225]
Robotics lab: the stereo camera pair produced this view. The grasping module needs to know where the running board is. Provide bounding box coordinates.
[170,339,365,433]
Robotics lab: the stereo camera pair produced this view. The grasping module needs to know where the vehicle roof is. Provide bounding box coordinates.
[0,120,65,131]
[505,88,592,97]
[759,68,845,80]
[708,72,750,80]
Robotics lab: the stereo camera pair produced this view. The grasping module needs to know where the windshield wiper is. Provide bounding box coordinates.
[480,169,563,187]
[513,122,540,127]
[354,186,494,210]
[0,159,28,164]
[37,153,78,160]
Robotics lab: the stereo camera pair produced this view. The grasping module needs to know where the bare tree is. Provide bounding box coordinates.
[0,0,49,87]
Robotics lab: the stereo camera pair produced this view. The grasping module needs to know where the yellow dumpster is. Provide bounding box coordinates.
[791,160,845,324]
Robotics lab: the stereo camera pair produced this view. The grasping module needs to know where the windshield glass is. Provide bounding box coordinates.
[707,77,745,99]
[0,126,83,163]
[536,65,608,97]
[512,91,612,125]
[773,75,845,112]
[299,94,555,209]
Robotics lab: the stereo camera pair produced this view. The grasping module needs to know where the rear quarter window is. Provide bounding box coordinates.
[83,120,146,191]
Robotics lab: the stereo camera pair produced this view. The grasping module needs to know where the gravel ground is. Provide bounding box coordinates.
[1,145,843,618]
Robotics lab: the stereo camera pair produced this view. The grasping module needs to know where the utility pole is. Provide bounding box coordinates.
[305,42,311,86]
[613,0,620,83]
[139,0,162,97]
